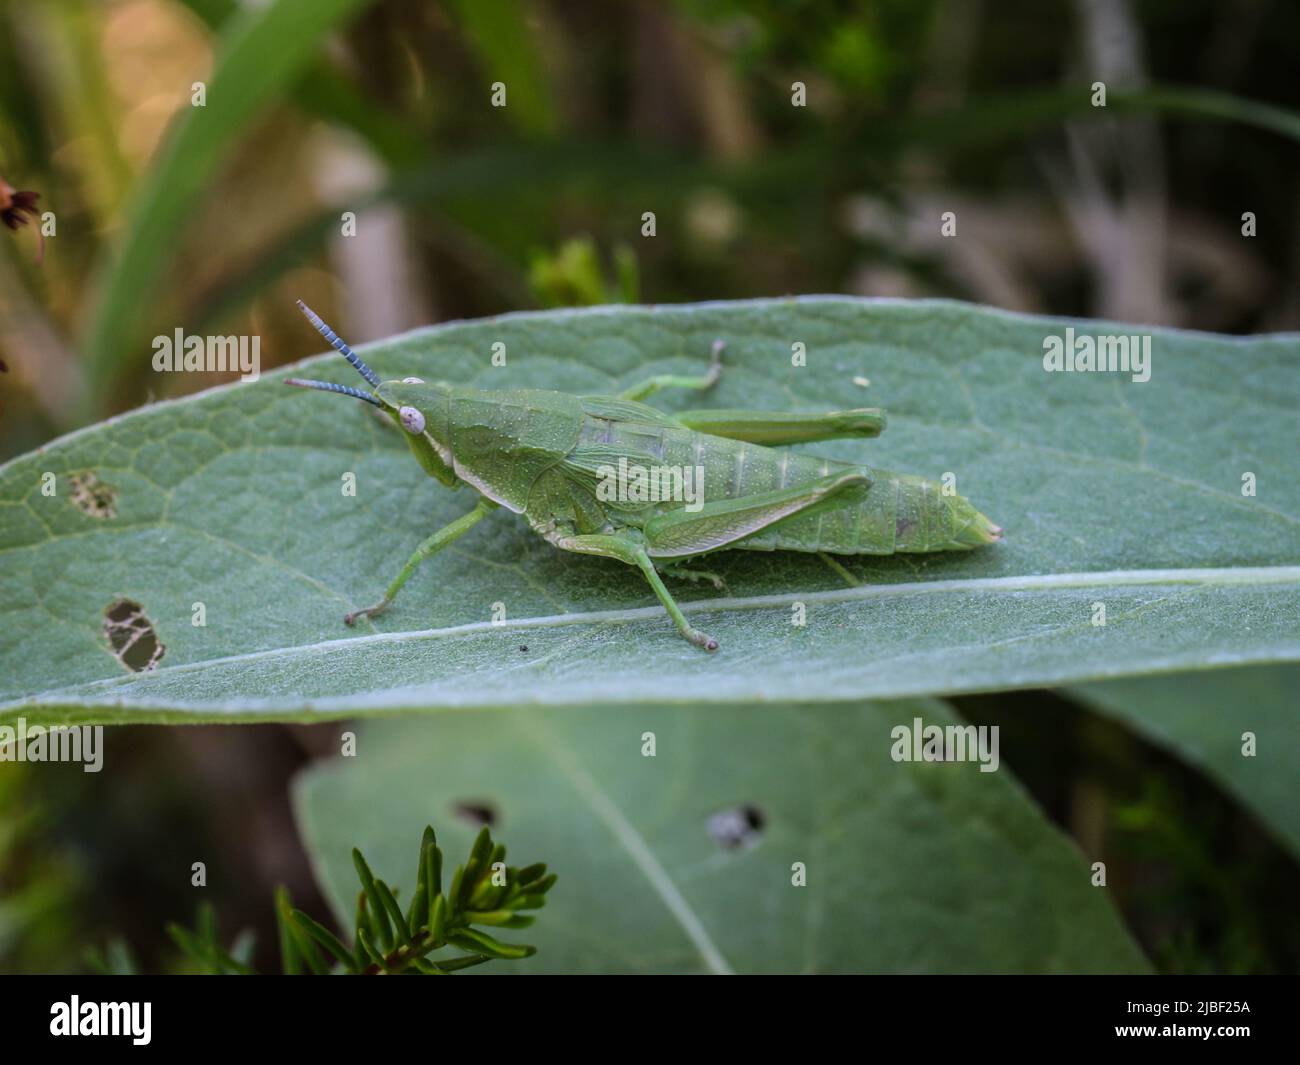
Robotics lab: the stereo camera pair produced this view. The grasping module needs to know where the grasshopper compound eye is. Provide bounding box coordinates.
[399,406,426,434]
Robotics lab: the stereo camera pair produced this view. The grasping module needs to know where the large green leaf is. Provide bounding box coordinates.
[1,298,1297,724]
[293,700,1150,973]
[1068,666,1300,860]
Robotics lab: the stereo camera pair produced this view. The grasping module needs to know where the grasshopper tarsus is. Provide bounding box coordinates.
[344,602,388,626]
[687,628,720,652]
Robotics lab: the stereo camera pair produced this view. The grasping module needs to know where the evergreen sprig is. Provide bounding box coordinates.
[86,825,556,975]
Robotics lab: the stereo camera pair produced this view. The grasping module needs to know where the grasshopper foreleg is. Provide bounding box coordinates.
[345,498,496,626]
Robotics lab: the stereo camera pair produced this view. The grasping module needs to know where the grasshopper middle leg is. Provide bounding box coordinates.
[618,339,724,401]
[658,562,728,592]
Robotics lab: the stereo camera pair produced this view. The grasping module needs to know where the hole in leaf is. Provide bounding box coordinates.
[706,803,766,850]
[103,599,165,672]
[69,471,117,519]
[452,800,498,828]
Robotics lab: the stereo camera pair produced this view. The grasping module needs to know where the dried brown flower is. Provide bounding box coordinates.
[1,176,44,263]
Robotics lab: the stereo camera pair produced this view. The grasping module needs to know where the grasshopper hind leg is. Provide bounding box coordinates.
[637,553,720,651]
[550,533,720,651]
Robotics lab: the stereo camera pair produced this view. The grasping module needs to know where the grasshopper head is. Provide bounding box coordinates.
[374,377,454,471]
[284,301,457,485]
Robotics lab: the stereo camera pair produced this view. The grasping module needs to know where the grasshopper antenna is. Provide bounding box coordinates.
[296,299,381,387]
[285,377,383,406]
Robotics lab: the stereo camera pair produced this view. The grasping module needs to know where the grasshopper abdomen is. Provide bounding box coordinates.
[571,417,998,554]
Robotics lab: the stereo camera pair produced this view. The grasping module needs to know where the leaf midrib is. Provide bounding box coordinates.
[10,565,1299,705]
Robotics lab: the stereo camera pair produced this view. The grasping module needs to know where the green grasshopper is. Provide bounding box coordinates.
[286,302,1001,651]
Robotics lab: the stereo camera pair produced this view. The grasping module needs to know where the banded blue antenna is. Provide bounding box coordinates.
[285,377,382,406]
[296,299,380,387]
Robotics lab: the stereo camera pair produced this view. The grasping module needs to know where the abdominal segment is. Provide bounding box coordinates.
[569,418,959,555]
[730,463,918,556]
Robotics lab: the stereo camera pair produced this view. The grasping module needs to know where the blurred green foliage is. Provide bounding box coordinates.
[528,236,639,305]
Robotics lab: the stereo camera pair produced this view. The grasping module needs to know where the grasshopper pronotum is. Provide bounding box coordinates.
[287,302,1001,651]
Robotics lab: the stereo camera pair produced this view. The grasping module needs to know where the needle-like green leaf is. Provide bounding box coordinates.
[289,909,357,972]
